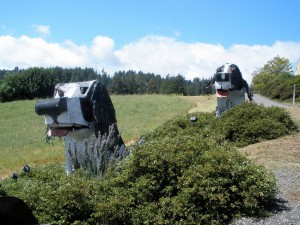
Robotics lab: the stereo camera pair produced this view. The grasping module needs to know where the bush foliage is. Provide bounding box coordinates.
[0,102,298,224]
[251,55,300,101]
[213,102,298,147]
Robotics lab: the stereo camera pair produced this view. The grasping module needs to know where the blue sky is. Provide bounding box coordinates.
[1,0,300,83]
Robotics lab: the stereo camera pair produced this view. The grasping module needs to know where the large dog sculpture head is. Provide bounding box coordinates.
[35,80,121,141]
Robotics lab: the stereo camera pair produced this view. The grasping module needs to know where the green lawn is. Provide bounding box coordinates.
[0,95,197,178]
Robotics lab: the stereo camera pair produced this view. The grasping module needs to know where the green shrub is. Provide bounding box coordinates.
[0,164,102,224]
[89,132,276,224]
[144,111,229,149]
[214,102,298,147]
[145,102,297,148]
[0,102,297,224]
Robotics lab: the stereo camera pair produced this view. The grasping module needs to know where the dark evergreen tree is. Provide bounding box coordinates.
[0,67,214,102]
[98,69,111,87]
[147,74,161,94]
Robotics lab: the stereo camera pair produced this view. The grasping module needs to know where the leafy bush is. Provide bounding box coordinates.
[214,102,298,147]
[0,165,101,224]
[0,102,297,224]
[145,102,297,148]
[251,56,297,100]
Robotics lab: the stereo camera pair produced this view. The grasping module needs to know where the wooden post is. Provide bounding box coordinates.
[295,59,300,107]
[293,84,296,107]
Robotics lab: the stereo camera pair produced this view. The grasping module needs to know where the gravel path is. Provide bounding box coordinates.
[252,94,292,108]
[189,95,300,224]
[231,169,300,225]
[231,96,300,224]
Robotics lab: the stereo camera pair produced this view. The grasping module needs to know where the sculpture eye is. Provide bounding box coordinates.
[58,89,64,97]
[80,87,88,94]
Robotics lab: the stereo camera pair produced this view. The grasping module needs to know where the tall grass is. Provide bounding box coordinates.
[0,95,196,178]
[112,95,196,142]
[0,100,65,178]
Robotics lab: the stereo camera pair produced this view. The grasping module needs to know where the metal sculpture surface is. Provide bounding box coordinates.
[207,63,253,116]
[35,80,125,175]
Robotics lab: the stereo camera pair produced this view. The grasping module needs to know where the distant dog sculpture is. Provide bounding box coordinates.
[35,80,126,175]
[207,63,253,116]
[0,196,38,225]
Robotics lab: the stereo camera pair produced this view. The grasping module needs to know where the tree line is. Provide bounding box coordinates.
[1,55,298,103]
[0,67,211,102]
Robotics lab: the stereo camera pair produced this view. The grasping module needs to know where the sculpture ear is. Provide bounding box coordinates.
[90,81,125,147]
[91,81,117,137]
[216,64,225,72]
[92,99,100,137]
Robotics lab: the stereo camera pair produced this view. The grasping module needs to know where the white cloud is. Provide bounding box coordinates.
[0,34,299,84]
[32,25,51,36]
[91,36,114,59]
[0,35,88,68]
[115,35,300,83]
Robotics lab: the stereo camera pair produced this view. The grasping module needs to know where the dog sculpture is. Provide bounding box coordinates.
[207,63,253,116]
[35,80,125,175]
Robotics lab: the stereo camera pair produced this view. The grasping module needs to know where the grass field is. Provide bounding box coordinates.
[0,95,211,178]
[1,94,298,179]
